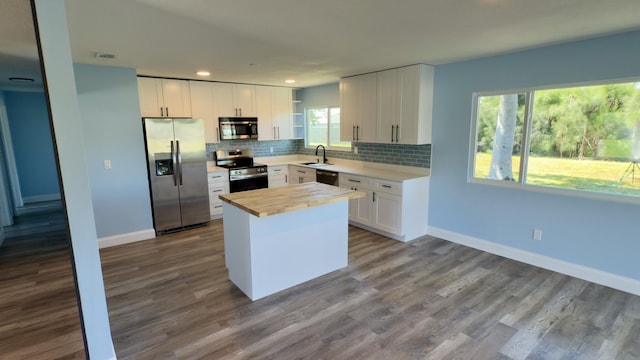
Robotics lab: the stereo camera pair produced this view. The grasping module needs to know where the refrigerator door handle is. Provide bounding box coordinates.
[176,140,183,186]
[171,140,177,186]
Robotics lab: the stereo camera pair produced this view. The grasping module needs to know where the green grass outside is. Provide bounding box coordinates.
[474,153,640,197]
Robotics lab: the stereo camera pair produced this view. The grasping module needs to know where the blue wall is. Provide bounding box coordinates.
[4,91,60,200]
[430,30,640,281]
[74,64,154,238]
[298,83,339,108]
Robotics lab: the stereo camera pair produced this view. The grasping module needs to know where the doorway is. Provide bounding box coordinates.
[0,0,85,358]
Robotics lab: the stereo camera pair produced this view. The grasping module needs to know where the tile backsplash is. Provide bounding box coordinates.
[207,139,431,168]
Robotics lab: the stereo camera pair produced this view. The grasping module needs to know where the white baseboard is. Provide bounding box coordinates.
[98,229,156,249]
[427,226,640,297]
[23,193,61,204]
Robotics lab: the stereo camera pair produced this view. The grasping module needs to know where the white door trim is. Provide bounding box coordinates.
[0,100,23,211]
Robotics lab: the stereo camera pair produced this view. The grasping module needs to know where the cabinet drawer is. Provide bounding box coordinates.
[339,174,373,188]
[209,185,227,202]
[376,179,402,195]
[290,166,313,175]
[208,171,228,184]
[268,165,288,175]
[210,203,224,215]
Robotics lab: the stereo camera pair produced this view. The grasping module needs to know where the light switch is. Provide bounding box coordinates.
[104,160,112,169]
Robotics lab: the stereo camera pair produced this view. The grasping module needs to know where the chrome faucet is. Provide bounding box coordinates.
[315,144,328,164]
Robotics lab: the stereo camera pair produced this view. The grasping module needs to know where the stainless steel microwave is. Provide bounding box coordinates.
[218,117,258,140]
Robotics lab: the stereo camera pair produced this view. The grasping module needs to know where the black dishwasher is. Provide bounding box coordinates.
[316,169,339,186]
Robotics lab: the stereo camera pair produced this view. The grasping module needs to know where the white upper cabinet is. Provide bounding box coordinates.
[256,86,274,139]
[138,77,192,118]
[271,87,293,140]
[376,69,399,143]
[213,83,256,117]
[339,64,433,145]
[339,73,376,143]
[397,64,433,144]
[234,84,257,117]
[189,81,220,143]
[256,86,293,140]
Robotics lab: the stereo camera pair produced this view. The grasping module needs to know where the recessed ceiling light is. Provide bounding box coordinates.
[196,71,210,77]
[285,79,296,84]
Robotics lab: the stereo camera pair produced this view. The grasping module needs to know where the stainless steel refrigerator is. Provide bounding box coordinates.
[143,118,210,234]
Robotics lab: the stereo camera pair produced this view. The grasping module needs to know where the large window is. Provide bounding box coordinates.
[471,80,640,198]
[306,106,350,150]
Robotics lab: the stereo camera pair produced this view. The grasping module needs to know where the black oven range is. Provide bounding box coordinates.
[214,149,268,193]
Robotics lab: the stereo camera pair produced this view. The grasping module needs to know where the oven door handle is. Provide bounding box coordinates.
[229,173,268,181]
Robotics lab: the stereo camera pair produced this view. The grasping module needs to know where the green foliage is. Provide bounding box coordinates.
[476,82,640,160]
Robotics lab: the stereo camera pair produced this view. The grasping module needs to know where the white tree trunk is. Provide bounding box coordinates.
[488,95,518,180]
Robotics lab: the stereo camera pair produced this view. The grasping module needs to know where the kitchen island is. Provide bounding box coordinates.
[219,182,364,301]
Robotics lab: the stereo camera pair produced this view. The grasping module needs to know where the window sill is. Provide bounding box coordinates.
[469,177,640,205]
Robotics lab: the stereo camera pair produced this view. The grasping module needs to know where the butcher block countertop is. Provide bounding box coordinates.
[219,182,365,218]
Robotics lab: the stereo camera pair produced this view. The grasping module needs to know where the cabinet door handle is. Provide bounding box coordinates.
[216,127,220,141]
[382,184,392,188]
[239,108,242,116]
[213,189,222,193]
[348,179,361,183]
[391,125,394,142]
[273,126,276,138]
[373,191,376,202]
[160,107,164,117]
[395,125,399,142]
[356,125,360,141]
[352,125,356,141]
[210,175,222,179]
[277,126,280,139]
[214,205,222,209]
[285,175,288,183]
[166,107,169,117]
[274,169,281,172]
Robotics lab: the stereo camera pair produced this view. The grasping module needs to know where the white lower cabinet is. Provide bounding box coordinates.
[288,165,316,184]
[339,173,429,242]
[372,191,401,234]
[268,165,289,187]
[207,170,229,219]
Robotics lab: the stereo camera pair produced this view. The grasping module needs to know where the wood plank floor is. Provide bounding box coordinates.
[101,220,640,359]
[0,209,85,359]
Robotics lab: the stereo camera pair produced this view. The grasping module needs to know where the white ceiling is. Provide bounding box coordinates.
[3,0,640,90]
[0,0,42,90]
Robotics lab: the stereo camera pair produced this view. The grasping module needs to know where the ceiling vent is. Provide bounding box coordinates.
[9,77,35,82]
[95,52,117,59]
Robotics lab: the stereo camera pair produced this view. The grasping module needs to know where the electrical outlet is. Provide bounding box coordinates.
[353,146,358,154]
[533,229,542,241]
[270,146,273,153]
[104,160,111,170]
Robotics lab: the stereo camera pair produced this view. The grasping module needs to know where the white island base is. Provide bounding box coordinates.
[223,200,348,301]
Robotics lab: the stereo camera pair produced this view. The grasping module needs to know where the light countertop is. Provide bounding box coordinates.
[255,156,429,182]
[219,182,365,217]
[207,162,228,172]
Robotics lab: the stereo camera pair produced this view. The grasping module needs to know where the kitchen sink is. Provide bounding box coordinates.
[299,162,332,167]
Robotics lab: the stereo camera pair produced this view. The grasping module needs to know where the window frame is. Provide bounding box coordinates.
[304,105,350,151]
[468,77,640,204]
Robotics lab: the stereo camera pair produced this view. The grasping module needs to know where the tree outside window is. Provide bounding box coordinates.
[472,81,640,198]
